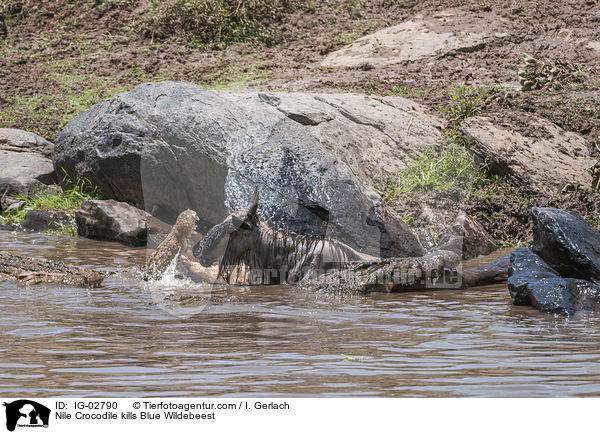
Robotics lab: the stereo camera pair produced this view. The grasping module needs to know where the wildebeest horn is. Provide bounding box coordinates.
[248,187,259,215]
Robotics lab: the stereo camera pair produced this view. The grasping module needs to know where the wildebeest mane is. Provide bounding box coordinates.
[219,220,360,284]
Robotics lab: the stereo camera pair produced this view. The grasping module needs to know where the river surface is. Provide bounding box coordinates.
[2,230,600,397]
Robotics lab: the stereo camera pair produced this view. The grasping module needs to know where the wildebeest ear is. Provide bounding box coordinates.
[248,187,259,217]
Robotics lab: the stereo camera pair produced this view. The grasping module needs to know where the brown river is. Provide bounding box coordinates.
[2,230,600,397]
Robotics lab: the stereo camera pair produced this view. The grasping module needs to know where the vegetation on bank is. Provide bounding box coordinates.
[382,84,537,246]
[0,174,101,235]
[140,0,299,46]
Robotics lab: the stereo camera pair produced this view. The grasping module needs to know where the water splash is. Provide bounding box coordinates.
[143,253,215,318]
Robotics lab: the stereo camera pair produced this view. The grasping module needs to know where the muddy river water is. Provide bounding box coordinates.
[2,230,600,397]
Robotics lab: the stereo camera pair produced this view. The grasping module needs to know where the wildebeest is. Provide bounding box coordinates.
[192,188,509,288]
[192,188,377,284]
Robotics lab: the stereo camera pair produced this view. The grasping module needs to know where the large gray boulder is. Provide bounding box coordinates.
[55,81,445,256]
[0,129,57,214]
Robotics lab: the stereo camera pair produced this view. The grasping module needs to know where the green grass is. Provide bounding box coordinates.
[140,0,298,46]
[389,86,425,99]
[0,173,101,235]
[0,73,128,138]
[440,83,485,126]
[203,61,272,89]
[382,136,480,202]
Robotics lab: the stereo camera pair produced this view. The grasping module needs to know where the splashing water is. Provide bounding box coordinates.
[143,252,215,318]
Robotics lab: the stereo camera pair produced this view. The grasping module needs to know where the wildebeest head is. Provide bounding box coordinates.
[192,187,259,267]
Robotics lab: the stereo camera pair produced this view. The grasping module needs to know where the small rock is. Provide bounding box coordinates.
[21,210,72,231]
[531,207,600,283]
[75,200,150,246]
[0,220,19,231]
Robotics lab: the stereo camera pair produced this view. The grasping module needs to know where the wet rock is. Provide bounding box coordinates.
[321,10,508,68]
[462,114,596,195]
[508,247,600,316]
[0,220,19,231]
[21,210,72,231]
[507,247,572,312]
[531,207,600,283]
[75,200,150,246]
[55,81,442,256]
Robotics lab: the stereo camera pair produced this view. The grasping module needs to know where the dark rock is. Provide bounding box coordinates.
[507,247,600,316]
[0,220,19,231]
[21,210,72,231]
[531,207,600,283]
[75,200,150,246]
[508,247,572,315]
[55,81,443,256]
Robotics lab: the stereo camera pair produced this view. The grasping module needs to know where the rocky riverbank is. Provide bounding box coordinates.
[1,1,599,317]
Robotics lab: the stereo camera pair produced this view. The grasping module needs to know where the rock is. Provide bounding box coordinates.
[321,10,508,68]
[462,114,597,195]
[0,130,57,214]
[75,200,150,246]
[508,247,563,306]
[508,247,600,316]
[0,220,19,231]
[21,210,72,231]
[55,81,442,256]
[531,207,600,283]
[437,213,498,260]
[0,128,55,159]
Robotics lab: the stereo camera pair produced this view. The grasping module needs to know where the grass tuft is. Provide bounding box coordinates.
[440,83,485,126]
[382,135,480,203]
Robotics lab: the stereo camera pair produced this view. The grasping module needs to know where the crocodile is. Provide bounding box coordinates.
[0,253,104,286]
